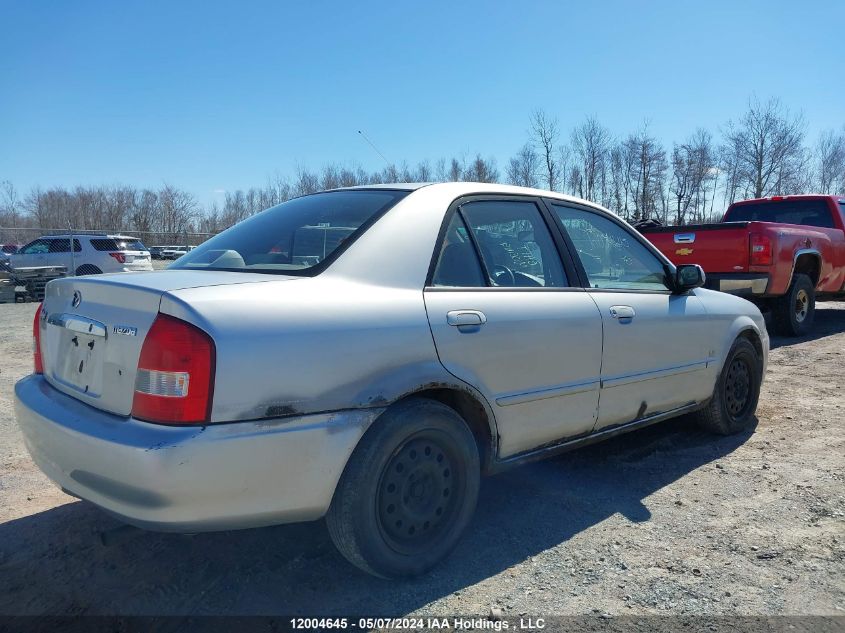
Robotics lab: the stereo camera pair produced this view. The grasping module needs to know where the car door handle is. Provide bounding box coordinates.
[609,305,635,320]
[447,310,487,327]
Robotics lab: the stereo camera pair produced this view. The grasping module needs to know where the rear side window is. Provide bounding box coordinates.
[431,213,486,287]
[460,200,568,287]
[90,239,118,251]
[726,199,834,228]
[171,190,408,274]
[431,200,569,288]
[90,238,147,251]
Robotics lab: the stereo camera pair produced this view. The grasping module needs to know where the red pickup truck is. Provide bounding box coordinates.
[640,195,845,336]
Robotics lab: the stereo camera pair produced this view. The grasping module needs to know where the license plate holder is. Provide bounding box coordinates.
[53,331,104,397]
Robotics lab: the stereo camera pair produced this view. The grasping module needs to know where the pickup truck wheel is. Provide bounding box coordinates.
[692,338,761,435]
[773,273,815,336]
[326,398,480,578]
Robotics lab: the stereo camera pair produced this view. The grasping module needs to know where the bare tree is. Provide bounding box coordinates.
[462,154,499,183]
[621,125,667,221]
[670,129,717,224]
[722,97,806,200]
[571,116,612,203]
[815,128,845,194]
[506,144,540,187]
[447,158,463,182]
[414,160,432,182]
[531,110,561,190]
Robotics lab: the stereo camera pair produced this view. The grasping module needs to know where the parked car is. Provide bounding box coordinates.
[16,183,768,578]
[639,195,845,336]
[161,245,196,260]
[148,246,166,260]
[0,243,20,267]
[11,234,153,276]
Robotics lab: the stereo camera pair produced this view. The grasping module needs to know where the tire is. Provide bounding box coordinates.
[326,398,481,578]
[772,273,815,337]
[75,264,102,276]
[692,337,762,435]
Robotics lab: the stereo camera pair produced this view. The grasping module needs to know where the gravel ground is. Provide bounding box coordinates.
[0,301,842,617]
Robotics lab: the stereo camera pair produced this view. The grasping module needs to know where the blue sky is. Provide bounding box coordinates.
[2,0,843,205]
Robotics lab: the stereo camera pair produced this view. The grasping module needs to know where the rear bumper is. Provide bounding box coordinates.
[15,375,381,532]
[704,273,770,297]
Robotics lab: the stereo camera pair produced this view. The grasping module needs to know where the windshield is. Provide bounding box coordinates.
[170,189,409,274]
[726,199,834,228]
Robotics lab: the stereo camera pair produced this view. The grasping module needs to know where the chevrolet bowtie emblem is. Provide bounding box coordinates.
[675,248,694,256]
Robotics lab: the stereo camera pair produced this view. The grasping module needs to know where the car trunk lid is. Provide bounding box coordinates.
[39,271,290,417]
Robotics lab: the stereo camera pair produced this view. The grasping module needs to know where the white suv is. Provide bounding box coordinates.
[11,234,153,275]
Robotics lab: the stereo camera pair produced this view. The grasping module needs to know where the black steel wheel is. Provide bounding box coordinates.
[724,356,753,420]
[376,433,463,555]
[326,398,480,578]
[693,337,762,435]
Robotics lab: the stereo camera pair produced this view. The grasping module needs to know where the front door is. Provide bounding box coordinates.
[424,197,604,458]
[549,203,714,430]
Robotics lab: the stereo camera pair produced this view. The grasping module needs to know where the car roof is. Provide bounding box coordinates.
[39,233,109,239]
[730,194,844,206]
[336,182,611,214]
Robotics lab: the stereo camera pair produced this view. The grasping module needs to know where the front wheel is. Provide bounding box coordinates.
[692,337,762,435]
[773,273,815,337]
[326,398,480,578]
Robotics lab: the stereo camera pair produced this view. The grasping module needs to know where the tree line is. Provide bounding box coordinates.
[2,96,843,245]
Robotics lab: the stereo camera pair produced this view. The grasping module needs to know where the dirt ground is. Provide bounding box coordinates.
[0,301,842,618]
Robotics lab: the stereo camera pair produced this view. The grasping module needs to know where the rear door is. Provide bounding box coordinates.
[548,203,714,430]
[423,196,604,458]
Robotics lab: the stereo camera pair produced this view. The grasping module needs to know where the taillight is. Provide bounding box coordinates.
[109,252,126,264]
[750,234,772,266]
[33,303,44,374]
[131,314,215,425]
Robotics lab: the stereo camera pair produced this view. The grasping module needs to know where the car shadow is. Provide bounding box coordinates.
[767,304,845,350]
[0,416,753,617]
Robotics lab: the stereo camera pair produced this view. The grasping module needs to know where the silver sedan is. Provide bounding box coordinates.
[15,183,768,578]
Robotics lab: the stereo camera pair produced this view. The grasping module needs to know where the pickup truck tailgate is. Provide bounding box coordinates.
[641,222,751,272]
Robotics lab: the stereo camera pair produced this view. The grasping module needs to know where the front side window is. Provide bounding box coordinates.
[21,239,50,255]
[552,205,669,291]
[171,190,408,274]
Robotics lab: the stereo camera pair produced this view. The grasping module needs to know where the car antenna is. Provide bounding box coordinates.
[357,130,391,166]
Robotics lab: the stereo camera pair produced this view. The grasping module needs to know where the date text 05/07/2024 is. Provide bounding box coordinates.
[289,617,547,630]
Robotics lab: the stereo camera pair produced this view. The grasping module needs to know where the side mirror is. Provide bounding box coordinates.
[674,264,705,292]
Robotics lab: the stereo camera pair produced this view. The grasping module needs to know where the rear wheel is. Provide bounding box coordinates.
[692,337,762,435]
[326,398,480,578]
[75,264,102,276]
[772,273,815,337]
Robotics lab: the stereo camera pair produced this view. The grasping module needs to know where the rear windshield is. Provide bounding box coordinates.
[726,199,834,228]
[171,189,408,275]
[91,238,147,251]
